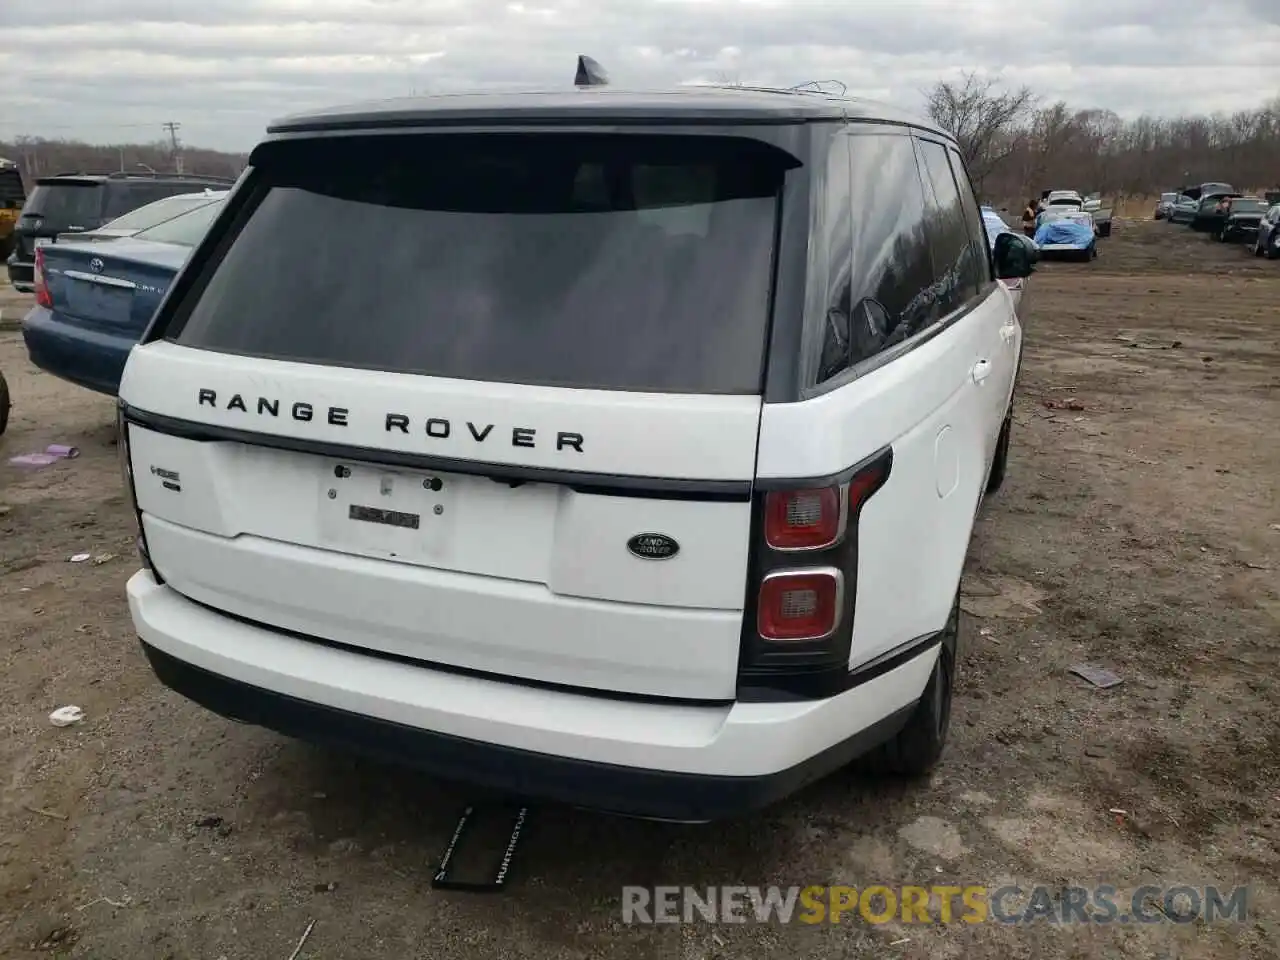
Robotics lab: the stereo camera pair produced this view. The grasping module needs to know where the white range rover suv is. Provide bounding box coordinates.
[117,84,1030,822]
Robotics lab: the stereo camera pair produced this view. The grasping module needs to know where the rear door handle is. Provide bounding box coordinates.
[1000,324,1017,343]
[972,359,992,383]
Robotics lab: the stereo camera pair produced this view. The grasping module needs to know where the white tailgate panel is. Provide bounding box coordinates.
[756,296,999,668]
[141,515,743,700]
[121,342,762,700]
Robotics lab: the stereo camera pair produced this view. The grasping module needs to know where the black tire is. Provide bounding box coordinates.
[986,413,1011,495]
[0,372,9,437]
[869,591,960,777]
[1268,237,1280,260]
[1099,223,1111,238]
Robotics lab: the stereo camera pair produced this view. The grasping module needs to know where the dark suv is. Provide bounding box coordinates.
[6,172,235,292]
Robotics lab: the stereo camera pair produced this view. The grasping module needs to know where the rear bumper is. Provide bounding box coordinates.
[7,257,32,291]
[128,571,936,821]
[21,305,134,395]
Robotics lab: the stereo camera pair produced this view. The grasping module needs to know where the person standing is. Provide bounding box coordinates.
[1021,198,1038,236]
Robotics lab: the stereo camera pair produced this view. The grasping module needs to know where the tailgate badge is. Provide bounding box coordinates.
[380,475,394,496]
[627,533,680,561]
[89,257,104,274]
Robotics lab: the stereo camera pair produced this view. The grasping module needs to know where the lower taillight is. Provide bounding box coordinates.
[33,247,52,309]
[757,568,842,642]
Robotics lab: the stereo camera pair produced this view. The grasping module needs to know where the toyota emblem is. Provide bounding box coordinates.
[88,257,105,274]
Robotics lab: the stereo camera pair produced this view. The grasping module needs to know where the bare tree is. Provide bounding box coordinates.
[925,72,1037,192]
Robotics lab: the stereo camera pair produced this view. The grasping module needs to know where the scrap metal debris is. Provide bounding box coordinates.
[8,444,79,468]
[49,705,84,727]
[1069,664,1124,689]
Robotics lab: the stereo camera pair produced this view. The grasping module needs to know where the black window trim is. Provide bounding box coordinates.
[801,288,995,400]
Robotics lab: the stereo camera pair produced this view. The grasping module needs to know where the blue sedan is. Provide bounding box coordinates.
[22,198,222,395]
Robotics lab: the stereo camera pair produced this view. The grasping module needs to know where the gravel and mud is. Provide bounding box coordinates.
[1,219,1277,959]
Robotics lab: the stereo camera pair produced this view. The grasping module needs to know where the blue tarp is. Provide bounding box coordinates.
[981,207,1014,249]
[1034,219,1094,247]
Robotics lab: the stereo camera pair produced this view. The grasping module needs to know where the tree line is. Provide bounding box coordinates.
[0,136,247,184]
[925,73,1280,206]
[5,76,1278,206]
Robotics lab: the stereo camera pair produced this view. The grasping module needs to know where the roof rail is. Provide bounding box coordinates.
[99,170,236,183]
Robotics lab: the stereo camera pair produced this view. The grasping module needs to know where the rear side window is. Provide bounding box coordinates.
[817,130,937,382]
[104,194,214,232]
[22,183,103,226]
[133,200,223,247]
[170,134,793,395]
[104,183,190,218]
[915,139,982,313]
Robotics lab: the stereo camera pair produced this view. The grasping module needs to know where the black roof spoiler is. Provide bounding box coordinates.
[574,55,608,87]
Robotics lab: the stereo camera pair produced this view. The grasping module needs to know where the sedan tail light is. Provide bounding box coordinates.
[33,247,52,308]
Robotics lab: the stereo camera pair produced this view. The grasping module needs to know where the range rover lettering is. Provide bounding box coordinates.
[116,64,1029,822]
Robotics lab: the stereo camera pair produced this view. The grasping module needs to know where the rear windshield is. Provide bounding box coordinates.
[133,199,223,246]
[1230,199,1265,213]
[170,133,790,394]
[105,194,218,232]
[22,183,103,226]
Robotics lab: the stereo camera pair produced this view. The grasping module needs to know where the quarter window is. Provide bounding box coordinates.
[916,138,980,313]
[815,130,937,383]
[946,147,995,290]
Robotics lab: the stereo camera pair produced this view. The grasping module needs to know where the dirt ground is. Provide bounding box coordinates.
[1,220,1277,959]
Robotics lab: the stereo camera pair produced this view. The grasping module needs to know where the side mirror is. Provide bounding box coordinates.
[994,233,1035,279]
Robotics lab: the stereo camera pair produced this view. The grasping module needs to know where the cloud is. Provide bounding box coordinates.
[1,0,1276,150]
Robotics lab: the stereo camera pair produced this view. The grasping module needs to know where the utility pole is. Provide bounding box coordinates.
[162,121,183,174]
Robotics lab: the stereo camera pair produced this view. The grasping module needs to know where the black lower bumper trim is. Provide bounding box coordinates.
[140,641,915,822]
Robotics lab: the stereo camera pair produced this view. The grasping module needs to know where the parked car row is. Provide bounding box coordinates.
[1029,189,1107,262]
[7,170,233,292]
[1159,180,1280,257]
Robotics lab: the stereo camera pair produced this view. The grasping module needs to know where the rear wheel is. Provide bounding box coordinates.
[986,413,1011,495]
[0,372,9,437]
[869,590,960,777]
[1268,235,1280,260]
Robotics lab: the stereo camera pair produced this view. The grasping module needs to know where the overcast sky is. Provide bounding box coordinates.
[2,0,1278,151]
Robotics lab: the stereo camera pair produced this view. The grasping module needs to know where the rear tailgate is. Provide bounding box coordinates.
[121,130,794,701]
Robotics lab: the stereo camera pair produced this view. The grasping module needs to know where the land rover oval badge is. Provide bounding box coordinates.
[627,533,680,560]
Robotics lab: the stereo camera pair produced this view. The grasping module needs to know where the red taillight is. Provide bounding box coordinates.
[33,247,52,308]
[757,568,842,642]
[764,486,844,550]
